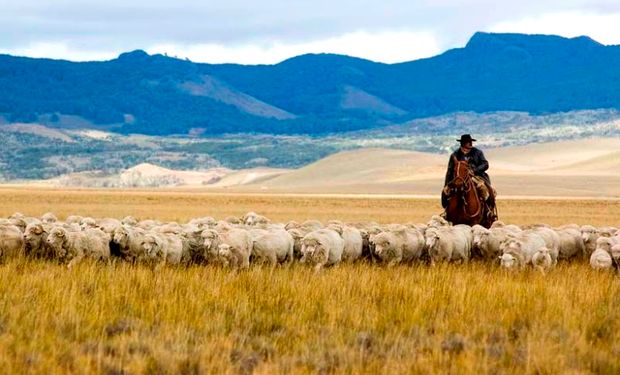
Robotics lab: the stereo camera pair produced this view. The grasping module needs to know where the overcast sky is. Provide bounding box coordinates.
[1,1,619,64]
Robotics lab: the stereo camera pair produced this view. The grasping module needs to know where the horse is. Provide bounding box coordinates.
[443,156,496,228]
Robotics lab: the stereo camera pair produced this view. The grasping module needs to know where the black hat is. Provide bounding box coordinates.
[457,134,476,143]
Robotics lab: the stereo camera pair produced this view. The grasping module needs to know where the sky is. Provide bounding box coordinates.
[1,1,620,64]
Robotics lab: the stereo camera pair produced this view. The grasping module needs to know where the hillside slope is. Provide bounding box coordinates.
[2,33,620,135]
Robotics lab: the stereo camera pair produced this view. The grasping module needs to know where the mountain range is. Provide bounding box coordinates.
[1,32,620,135]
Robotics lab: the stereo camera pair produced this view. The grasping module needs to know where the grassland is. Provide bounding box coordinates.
[0,188,619,374]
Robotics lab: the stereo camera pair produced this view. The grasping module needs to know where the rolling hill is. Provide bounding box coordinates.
[229,138,620,197]
[2,32,620,135]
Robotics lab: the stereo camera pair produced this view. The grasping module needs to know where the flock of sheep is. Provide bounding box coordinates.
[0,211,619,273]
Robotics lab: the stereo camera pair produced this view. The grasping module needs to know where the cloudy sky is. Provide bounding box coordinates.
[1,0,619,64]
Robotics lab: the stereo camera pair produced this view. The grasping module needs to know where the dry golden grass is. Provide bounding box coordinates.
[0,187,618,226]
[0,187,619,374]
[0,261,618,374]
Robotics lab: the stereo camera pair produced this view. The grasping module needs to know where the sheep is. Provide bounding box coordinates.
[527,227,560,263]
[201,228,252,268]
[8,217,27,233]
[555,227,585,261]
[66,215,84,225]
[251,230,295,266]
[301,219,324,231]
[216,229,253,269]
[359,225,384,261]
[581,225,600,256]
[112,225,147,261]
[490,221,522,233]
[180,226,207,264]
[80,217,98,230]
[427,215,451,228]
[0,224,25,259]
[137,219,162,230]
[224,216,242,225]
[532,247,554,274]
[370,227,425,266]
[472,225,513,260]
[590,248,613,270]
[95,218,122,235]
[40,212,58,223]
[300,229,345,271]
[121,215,138,226]
[425,225,472,265]
[594,236,620,256]
[242,211,271,226]
[499,253,519,270]
[154,222,183,235]
[188,216,217,228]
[286,228,306,259]
[23,223,54,259]
[141,232,184,265]
[611,244,620,262]
[499,232,547,268]
[46,227,110,268]
[599,226,619,237]
[327,223,363,262]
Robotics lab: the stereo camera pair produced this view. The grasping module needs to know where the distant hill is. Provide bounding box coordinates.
[32,138,620,197]
[2,32,620,135]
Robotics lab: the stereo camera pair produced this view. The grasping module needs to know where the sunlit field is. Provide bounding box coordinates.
[0,187,618,374]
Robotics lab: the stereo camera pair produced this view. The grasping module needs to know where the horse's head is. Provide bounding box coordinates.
[452,158,472,190]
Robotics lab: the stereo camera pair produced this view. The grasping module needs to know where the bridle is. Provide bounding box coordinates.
[446,156,483,219]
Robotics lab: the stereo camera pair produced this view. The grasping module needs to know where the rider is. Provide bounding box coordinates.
[442,134,496,219]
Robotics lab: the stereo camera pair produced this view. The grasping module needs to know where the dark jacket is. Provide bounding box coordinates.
[444,147,490,186]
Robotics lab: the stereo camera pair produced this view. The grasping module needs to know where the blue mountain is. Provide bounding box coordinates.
[1,32,619,135]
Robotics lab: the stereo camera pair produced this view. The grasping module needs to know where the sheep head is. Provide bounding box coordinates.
[499,253,517,269]
[46,227,68,258]
[112,226,130,248]
[217,244,235,266]
[201,229,220,252]
[24,223,45,246]
[142,234,163,258]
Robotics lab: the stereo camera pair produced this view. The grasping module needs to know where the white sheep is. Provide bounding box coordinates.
[201,228,252,268]
[555,227,585,261]
[0,224,25,259]
[40,212,58,223]
[327,223,363,262]
[425,225,472,265]
[300,229,344,271]
[499,232,547,268]
[23,223,54,259]
[531,247,554,274]
[590,248,613,270]
[427,215,451,228]
[242,211,271,226]
[472,225,513,260]
[370,227,425,266]
[251,229,294,266]
[112,225,147,261]
[46,227,110,268]
[581,225,600,256]
[141,232,184,265]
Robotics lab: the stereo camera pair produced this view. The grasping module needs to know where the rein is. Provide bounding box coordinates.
[447,158,484,219]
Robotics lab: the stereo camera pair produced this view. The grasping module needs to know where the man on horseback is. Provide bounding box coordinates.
[442,134,497,221]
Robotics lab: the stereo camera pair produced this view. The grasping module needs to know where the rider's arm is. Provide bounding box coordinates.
[474,150,489,174]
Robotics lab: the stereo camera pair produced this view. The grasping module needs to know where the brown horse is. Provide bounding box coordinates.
[443,156,496,228]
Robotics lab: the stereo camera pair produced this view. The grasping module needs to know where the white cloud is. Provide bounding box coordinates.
[147,30,442,64]
[0,42,117,61]
[489,11,620,45]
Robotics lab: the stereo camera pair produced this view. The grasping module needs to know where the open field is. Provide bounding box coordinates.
[0,188,619,374]
[0,187,619,227]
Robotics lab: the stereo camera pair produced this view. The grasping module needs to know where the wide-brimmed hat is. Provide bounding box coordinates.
[457,134,476,143]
